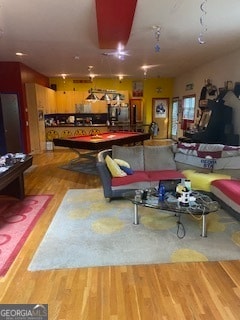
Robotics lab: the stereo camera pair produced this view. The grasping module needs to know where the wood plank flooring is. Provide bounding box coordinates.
[1,143,240,319]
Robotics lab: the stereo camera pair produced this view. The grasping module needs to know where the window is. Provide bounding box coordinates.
[182,95,196,121]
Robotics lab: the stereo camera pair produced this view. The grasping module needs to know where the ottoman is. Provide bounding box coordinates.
[211,179,240,220]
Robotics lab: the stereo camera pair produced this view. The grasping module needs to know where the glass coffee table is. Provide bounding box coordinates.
[123,189,219,237]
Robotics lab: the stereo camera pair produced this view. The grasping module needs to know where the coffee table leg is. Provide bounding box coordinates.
[201,214,207,237]
[133,203,139,225]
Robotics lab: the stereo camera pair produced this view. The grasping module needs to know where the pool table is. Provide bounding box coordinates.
[53,131,150,150]
[53,131,150,174]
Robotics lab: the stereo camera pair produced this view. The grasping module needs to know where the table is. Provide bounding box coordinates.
[123,189,219,237]
[53,131,150,150]
[53,131,150,174]
[0,155,33,199]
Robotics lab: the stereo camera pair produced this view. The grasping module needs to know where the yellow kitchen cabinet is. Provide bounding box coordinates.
[55,90,129,113]
[46,87,57,114]
[25,83,51,153]
[56,91,84,113]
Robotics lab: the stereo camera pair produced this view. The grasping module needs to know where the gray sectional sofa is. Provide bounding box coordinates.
[96,145,185,200]
[96,142,240,221]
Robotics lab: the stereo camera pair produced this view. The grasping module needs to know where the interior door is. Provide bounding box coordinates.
[152,98,169,139]
[0,93,23,153]
[130,99,143,124]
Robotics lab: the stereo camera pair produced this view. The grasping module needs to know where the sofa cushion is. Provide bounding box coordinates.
[112,145,144,171]
[211,179,240,206]
[144,145,177,171]
[105,155,127,177]
[182,170,231,192]
[111,171,150,186]
[147,170,185,184]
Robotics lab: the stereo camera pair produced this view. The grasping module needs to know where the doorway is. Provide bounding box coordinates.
[0,93,23,153]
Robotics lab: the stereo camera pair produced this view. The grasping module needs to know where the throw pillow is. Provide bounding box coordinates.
[119,165,134,175]
[114,158,131,168]
[105,155,127,177]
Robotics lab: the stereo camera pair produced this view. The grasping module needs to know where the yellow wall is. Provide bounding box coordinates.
[49,77,174,125]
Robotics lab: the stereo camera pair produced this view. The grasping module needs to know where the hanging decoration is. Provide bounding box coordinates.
[0,4,3,38]
[198,0,208,44]
[153,26,161,52]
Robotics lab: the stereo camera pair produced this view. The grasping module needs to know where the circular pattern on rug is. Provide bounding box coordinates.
[204,212,226,232]
[231,231,240,247]
[92,217,125,234]
[140,210,176,230]
[0,234,11,245]
[68,208,91,219]
[67,190,105,204]
[171,248,208,262]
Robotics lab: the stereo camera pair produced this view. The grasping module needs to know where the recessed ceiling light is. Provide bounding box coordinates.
[141,64,160,69]
[16,52,27,56]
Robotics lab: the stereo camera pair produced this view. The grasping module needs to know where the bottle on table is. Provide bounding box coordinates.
[158,183,165,202]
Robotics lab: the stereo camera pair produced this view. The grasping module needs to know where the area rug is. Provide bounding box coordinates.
[28,189,240,272]
[60,162,98,175]
[0,195,52,276]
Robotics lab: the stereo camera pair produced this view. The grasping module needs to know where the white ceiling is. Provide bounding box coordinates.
[0,0,240,79]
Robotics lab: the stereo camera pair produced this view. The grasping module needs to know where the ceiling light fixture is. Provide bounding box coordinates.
[141,65,148,79]
[88,65,95,82]
[85,88,124,102]
[102,43,129,60]
[85,91,99,101]
[100,93,111,101]
[118,75,123,83]
[16,52,27,56]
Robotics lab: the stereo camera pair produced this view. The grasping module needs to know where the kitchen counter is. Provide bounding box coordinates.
[45,123,108,127]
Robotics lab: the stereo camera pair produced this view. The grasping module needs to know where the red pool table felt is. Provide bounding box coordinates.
[53,131,150,150]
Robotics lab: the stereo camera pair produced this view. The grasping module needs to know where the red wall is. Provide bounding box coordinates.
[0,62,49,153]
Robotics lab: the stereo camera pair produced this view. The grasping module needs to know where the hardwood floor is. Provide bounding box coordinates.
[1,144,240,319]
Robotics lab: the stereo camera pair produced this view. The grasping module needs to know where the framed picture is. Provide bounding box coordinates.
[132,81,143,97]
[152,98,168,118]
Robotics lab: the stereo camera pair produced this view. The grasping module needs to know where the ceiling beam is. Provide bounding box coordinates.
[95,0,137,49]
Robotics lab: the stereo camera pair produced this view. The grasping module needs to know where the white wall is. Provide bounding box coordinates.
[173,47,240,137]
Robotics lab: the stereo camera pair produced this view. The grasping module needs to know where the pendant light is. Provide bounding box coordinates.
[100,93,111,101]
[86,92,99,101]
[112,93,124,101]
